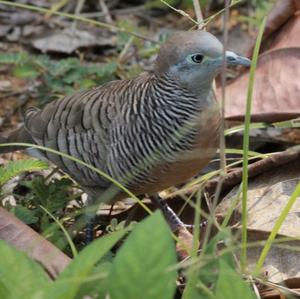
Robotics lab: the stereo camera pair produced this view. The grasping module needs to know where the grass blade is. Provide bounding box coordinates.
[241,17,266,270]
[39,205,78,258]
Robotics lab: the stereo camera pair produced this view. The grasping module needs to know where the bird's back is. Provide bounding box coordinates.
[24,76,150,190]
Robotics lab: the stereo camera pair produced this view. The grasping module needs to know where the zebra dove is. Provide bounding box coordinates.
[0,31,250,231]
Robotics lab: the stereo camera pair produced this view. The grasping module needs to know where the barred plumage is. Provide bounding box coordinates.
[0,30,251,206]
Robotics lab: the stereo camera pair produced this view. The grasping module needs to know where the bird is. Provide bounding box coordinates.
[0,30,250,236]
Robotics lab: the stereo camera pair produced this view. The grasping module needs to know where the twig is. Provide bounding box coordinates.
[255,277,300,298]
[203,0,242,26]
[71,0,85,30]
[77,5,146,19]
[159,0,199,25]
[117,36,134,64]
[192,0,204,29]
[205,146,300,197]
[99,0,112,24]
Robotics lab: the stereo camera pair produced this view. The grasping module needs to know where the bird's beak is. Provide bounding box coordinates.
[225,51,251,67]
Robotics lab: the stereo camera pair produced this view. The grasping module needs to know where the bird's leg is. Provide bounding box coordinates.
[149,194,185,231]
[85,213,95,244]
[149,194,208,231]
[84,195,96,244]
[84,187,120,244]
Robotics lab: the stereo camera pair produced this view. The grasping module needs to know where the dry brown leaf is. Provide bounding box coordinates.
[176,226,194,260]
[221,0,300,122]
[32,28,116,54]
[226,48,300,123]
[258,0,299,48]
[205,147,300,198]
[216,160,300,283]
[0,207,70,278]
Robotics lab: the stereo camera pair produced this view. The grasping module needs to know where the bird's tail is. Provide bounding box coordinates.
[0,127,33,154]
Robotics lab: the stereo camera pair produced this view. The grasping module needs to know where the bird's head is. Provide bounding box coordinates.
[155,31,250,93]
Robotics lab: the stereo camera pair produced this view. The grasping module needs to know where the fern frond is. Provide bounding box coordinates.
[0,159,49,186]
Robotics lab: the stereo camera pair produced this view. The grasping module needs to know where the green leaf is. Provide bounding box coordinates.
[214,259,256,299]
[62,69,83,84]
[0,159,48,186]
[47,58,78,77]
[0,240,50,299]
[183,229,235,299]
[75,260,113,299]
[108,211,177,299]
[0,52,28,64]
[199,229,235,284]
[79,78,96,89]
[13,63,40,79]
[86,63,117,77]
[12,205,38,224]
[0,280,9,299]
[43,229,127,299]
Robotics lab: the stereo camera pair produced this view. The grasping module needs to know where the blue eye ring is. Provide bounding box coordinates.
[190,54,204,63]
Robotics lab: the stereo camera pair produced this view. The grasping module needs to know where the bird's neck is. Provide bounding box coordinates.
[146,72,215,113]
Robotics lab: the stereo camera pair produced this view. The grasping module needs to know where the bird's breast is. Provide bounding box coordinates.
[127,103,221,196]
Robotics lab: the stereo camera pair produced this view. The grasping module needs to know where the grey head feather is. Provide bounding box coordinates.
[154,30,250,95]
[155,31,223,74]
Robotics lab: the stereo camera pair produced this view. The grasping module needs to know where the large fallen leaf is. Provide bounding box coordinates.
[216,158,300,283]
[253,0,300,53]
[222,0,300,122]
[0,207,70,278]
[32,28,116,54]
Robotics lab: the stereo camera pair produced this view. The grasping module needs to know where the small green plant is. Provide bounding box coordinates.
[18,176,74,226]
[106,217,137,233]
[0,159,78,249]
[183,229,257,299]
[2,173,75,228]
[0,52,117,104]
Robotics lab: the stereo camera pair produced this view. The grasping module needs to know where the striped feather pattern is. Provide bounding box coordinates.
[23,71,220,201]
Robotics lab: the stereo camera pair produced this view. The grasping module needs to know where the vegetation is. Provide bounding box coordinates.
[0,0,299,299]
[0,212,258,299]
[0,52,117,104]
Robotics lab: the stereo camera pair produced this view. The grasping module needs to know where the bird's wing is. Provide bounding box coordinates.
[24,87,117,188]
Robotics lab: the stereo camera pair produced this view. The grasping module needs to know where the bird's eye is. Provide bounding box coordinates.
[191,54,204,63]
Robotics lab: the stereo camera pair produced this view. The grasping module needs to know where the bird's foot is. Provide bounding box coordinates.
[149,194,206,232]
[183,220,208,230]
